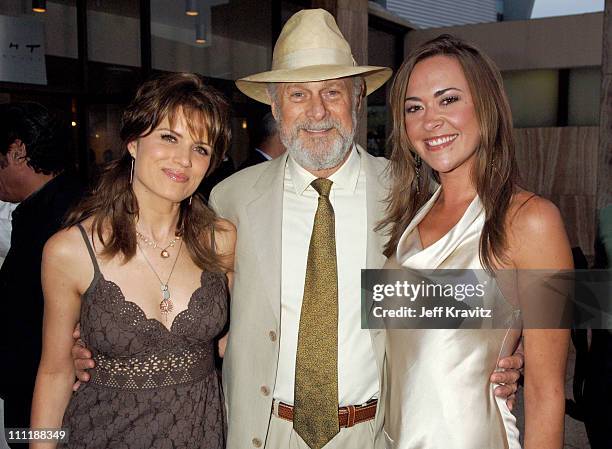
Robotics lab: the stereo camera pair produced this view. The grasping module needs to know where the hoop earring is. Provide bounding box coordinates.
[130,158,134,184]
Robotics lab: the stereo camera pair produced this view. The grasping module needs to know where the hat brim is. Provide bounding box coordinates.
[235,65,393,104]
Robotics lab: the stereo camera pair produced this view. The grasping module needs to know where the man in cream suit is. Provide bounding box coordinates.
[210,9,521,449]
[73,9,521,449]
[209,9,393,449]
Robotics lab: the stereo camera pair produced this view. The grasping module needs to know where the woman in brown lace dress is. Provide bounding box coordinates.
[30,73,235,449]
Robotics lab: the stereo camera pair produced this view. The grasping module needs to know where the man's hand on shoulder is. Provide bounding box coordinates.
[71,323,95,391]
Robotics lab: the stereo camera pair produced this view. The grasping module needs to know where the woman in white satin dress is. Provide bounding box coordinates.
[378,35,572,449]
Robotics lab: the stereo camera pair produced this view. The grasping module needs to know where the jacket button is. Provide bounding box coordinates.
[269,330,277,342]
[260,385,270,396]
[252,437,262,447]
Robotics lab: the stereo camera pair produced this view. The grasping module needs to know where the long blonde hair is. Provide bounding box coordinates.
[378,35,518,272]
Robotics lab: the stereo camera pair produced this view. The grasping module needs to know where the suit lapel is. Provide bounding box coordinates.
[245,154,289,323]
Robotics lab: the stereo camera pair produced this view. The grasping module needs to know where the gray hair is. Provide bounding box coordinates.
[267,83,279,106]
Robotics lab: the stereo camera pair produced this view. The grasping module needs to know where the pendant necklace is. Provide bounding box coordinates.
[136,229,181,258]
[137,238,183,322]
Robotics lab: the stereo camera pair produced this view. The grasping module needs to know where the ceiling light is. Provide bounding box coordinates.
[185,0,199,16]
[32,0,46,13]
[195,23,206,44]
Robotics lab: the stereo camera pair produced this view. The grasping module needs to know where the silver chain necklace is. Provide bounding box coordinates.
[137,238,183,323]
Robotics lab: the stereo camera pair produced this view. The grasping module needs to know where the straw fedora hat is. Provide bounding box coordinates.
[236,9,392,104]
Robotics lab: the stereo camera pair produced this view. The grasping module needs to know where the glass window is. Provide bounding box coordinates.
[0,0,78,90]
[0,1,78,164]
[503,69,559,128]
[568,67,600,126]
[45,0,79,60]
[87,0,141,67]
[0,0,79,60]
[151,0,272,80]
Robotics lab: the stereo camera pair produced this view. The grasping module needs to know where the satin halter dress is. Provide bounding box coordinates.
[384,187,522,449]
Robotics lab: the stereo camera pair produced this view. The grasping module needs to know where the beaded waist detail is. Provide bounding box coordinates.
[89,345,214,390]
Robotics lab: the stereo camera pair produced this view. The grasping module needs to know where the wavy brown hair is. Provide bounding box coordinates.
[378,35,518,272]
[66,72,232,271]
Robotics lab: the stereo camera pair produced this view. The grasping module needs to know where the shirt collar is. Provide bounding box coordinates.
[287,145,361,196]
[255,148,273,161]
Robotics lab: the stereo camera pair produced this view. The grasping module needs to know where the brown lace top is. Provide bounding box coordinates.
[59,224,228,449]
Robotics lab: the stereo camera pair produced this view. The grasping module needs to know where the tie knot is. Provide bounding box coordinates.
[311,178,333,197]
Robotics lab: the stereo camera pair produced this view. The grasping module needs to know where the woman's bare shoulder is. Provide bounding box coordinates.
[45,225,85,259]
[43,218,97,284]
[505,190,572,269]
[507,190,564,235]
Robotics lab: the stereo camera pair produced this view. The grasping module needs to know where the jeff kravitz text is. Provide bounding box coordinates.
[371,305,492,318]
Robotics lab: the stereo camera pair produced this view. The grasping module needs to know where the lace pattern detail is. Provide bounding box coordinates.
[60,268,228,448]
[90,345,215,390]
[79,271,228,358]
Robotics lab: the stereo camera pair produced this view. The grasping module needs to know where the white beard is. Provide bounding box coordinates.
[278,111,357,172]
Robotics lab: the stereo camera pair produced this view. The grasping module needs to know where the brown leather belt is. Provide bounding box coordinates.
[275,399,377,428]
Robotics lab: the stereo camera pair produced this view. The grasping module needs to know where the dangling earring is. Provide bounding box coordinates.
[129,158,134,184]
[188,195,193,206]
[414,153,422,193]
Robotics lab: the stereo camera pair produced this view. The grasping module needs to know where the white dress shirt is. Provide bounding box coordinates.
[275,147,379,406]
[0,201,17,268]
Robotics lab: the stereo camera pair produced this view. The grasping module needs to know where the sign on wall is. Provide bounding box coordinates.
[0,15,47,85]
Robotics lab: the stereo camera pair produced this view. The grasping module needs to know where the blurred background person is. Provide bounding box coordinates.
[0,102,84,430]
[582,205,612,449]
[198,152,236,200]
[238,111,285,170]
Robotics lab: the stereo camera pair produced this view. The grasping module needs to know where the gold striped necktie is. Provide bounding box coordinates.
[294,178,339,449]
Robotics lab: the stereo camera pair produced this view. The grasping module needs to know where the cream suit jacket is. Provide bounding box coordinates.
[209,146,389,449]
